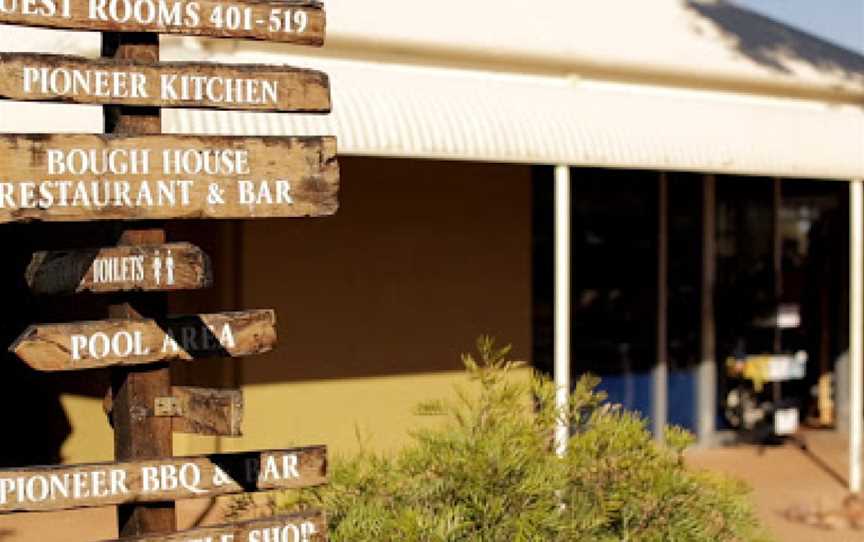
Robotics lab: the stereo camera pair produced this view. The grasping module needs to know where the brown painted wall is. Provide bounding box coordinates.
[238,157,534,384]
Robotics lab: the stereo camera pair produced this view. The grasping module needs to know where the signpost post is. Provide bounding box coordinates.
[0,0,336,538]
[102,28,175,536]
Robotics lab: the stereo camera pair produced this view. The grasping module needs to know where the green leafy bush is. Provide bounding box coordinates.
[280,338,768,541]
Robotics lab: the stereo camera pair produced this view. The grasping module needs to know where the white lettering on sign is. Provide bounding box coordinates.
[0,179,197,209]
[47,148,151,175]
[0,451,316,511]
[23,66,147,99]
[88,0,201,27]
[17,66,280,106]
[238,180,292,206]
[248,522,318,542]
[211,466,233,487]
[160,75,278,106]
[162,149,250,176]
[92,255,145,284]
[161,322,237,354]
[69,321,239,362]
[0,469,128,505]
[0,0,310,32]
[70,330,150,360]
[0,0,71,18]
[244,454,300,485]
[89,250,176,286]
[141,464,206,495]
[0,147,295,212]
[153,249,175,286]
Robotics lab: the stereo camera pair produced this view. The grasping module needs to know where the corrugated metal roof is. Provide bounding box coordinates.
[242,0,864,103]
[162,54,864,179]
[2,4,863,180]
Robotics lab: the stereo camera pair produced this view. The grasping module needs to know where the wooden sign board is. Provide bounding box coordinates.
[10,309,277,371]
[27,242,212,295]
[0,134,338,223]
[0,53,331,112]
[109,511,327,542]
[0,447,327,513]
[166,386,244,437]
[0,0,325,44]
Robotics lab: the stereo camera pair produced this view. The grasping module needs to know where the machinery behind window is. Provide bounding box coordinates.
[717,180,846,442]
[723,303,809,439]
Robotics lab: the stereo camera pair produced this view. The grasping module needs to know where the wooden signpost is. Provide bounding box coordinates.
[0,447,327,513]
[162,386,244,436]
[106,512,327,542]
[27,242,212,294]
[0,0,337,538]
[10,309,277,370]
[0,134,339,223]
[0,53,331,111]
[105,385,245,437]
[0,0,326,44]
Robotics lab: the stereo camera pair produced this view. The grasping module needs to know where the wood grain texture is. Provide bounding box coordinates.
[0,134,339,223]
[108,231,175,535]
[0,0,325,44]
[26,242,213,295]
[0,447,328,513]
[107,511,327,542]
[103,32,176,537]
[0,53,331,112]
[10,309,277,371]
[169,386,244,436]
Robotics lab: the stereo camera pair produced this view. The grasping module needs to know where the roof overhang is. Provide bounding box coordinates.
[160,49,864,180]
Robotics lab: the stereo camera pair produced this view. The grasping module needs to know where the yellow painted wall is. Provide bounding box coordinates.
[175,370,524,457]
[59,395,114,462]
[57,157,533,464]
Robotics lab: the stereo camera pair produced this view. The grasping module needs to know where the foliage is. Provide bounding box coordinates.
[279,337,768,541]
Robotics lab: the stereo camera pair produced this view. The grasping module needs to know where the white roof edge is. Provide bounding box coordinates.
[160,54,864,180]
[311,0,864,105]
[314,34,864,105]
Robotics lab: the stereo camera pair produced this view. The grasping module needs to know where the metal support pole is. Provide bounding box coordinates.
[653,173,669,440]
[850,179,863,493]
[698,174,717,445]
[554,165,571,456]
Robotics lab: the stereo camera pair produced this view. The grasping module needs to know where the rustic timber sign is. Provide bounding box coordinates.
[0,447,327,513]
[0,0,325,44]
[0,134,339,223]
[27,242,212,294]
[110,512,327,542]
[162,386,244,436]
[0,53,331,112]
[105,385,244,436]
[1,0,335,537]
[10,309,276,371]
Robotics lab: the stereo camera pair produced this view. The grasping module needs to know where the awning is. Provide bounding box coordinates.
[162,52,864,180]
[1,25,862,180]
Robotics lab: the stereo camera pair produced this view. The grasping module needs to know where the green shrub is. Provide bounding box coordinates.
[279,338,768,541]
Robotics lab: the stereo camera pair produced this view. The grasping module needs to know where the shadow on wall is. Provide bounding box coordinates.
[0,223,117,468]
[685,0,864,75]
[236,158,534,385]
